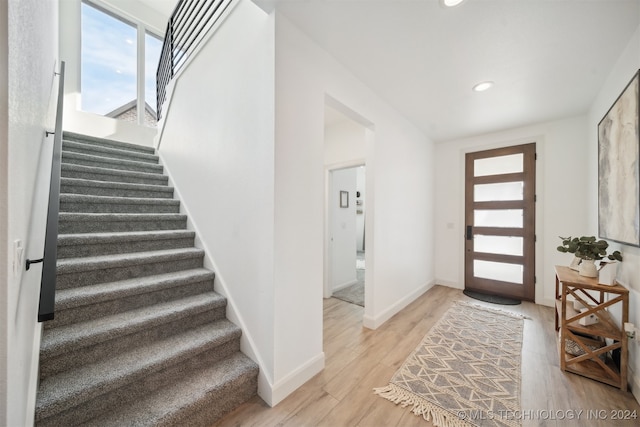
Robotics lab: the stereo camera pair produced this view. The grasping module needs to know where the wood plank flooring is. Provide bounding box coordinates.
[214,285,640,427]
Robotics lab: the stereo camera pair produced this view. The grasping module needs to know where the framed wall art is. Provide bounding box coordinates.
[598,69,640,246]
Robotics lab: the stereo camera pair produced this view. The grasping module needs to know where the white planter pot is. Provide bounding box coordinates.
[569,256,581,271]
[578,259,598,277]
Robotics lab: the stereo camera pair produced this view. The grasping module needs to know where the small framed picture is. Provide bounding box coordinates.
[340,191,349,208]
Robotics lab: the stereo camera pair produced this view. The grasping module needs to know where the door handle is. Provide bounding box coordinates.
[466,225,473,240]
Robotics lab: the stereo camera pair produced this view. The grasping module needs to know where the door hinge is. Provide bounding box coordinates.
[534,194,537,202]
[535,235,537,242]
[535,152,537,160]
[535,276,537,284]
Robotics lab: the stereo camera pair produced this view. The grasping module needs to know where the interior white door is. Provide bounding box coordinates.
[330,168,358,291]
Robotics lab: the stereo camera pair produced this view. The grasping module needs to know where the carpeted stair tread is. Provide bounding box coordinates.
[58,229,195,245]
[87,353,258,427]
[48,269,216,328]
[40,292,224,359]
[62,151,164,174]
[55,247,204,289]
[54,269,215,312]
[59,193,181,214]
[57,229,196,258]
[61,163,168,185]
[36,320,242,421]
[59,212,187,223]
[57,247,203,274]
[62,140,160,164]
[60,177,174,198]
[63,131,156,154]
[58,212,187,234]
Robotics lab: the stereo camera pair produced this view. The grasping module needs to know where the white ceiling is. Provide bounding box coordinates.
[264,0,639,142]
[137,0,178,17]
[140,0,640,142]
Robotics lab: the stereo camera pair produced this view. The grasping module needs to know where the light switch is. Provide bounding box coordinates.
[13,239,23,277]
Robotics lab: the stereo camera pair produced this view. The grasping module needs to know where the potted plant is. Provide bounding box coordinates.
[557,236,622,278]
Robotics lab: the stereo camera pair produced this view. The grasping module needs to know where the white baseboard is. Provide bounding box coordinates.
[262,352,325,407]
[363,280,435,330]
[535,297,555,308]
[435,278,463,289]
[26,323,43,426]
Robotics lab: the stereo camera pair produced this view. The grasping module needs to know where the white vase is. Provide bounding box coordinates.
[598,262,618,285]
[579,259,598,277]
[569,256,581,271]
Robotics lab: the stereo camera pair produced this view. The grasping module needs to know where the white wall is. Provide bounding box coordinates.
[330,168,357,291]
[59,0,161,146]
[586,23,640,403]
[155,0,277,406]
[274,13,435,403]
[5,0,59,425]
[324,113,367,165]
[434,115,590,306]
[0,2,7,422]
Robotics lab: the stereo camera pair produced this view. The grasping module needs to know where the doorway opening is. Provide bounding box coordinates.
[328,166,366,307]
[323,99,372,310]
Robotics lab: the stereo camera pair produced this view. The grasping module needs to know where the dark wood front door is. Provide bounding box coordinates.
[464,143,536,301]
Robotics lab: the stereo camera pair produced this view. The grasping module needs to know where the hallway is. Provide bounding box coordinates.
[215,286,640,426]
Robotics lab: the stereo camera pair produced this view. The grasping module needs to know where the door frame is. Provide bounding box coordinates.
[459,139,543,303]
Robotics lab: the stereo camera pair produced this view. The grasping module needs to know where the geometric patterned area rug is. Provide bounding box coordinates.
[374,301,525,427]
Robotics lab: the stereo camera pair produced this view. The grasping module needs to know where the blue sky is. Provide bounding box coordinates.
[81,2,162,116]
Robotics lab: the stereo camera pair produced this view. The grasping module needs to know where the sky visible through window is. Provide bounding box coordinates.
[81,2,162,119]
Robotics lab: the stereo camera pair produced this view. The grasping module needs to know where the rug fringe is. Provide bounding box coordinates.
[456,300,531,320]
[374,384,472,427]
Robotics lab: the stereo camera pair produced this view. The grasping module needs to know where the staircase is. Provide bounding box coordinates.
[35,132,258,426]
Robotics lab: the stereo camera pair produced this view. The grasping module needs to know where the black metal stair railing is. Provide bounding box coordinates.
[27,61,65,322]
[156,0,234,121]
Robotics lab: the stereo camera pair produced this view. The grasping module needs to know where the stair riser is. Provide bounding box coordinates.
[37,339,243,427]
[58,217,187,234]
[56,256,204,290]
[61,168,168,186]
[60,183,173,199]
[57,236,195,259]
[48,279,214,328]
[60,200,180,214]
[168,369,258,427]
[63,152,164,174]
[62,142,160,164]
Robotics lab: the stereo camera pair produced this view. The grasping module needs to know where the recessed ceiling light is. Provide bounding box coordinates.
[472,81,494,92]
[443,0,466,7]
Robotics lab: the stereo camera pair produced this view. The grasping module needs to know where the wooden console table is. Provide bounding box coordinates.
[554,265,629,390]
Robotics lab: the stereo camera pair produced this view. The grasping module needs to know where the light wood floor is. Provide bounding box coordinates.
[215,285,640,426]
